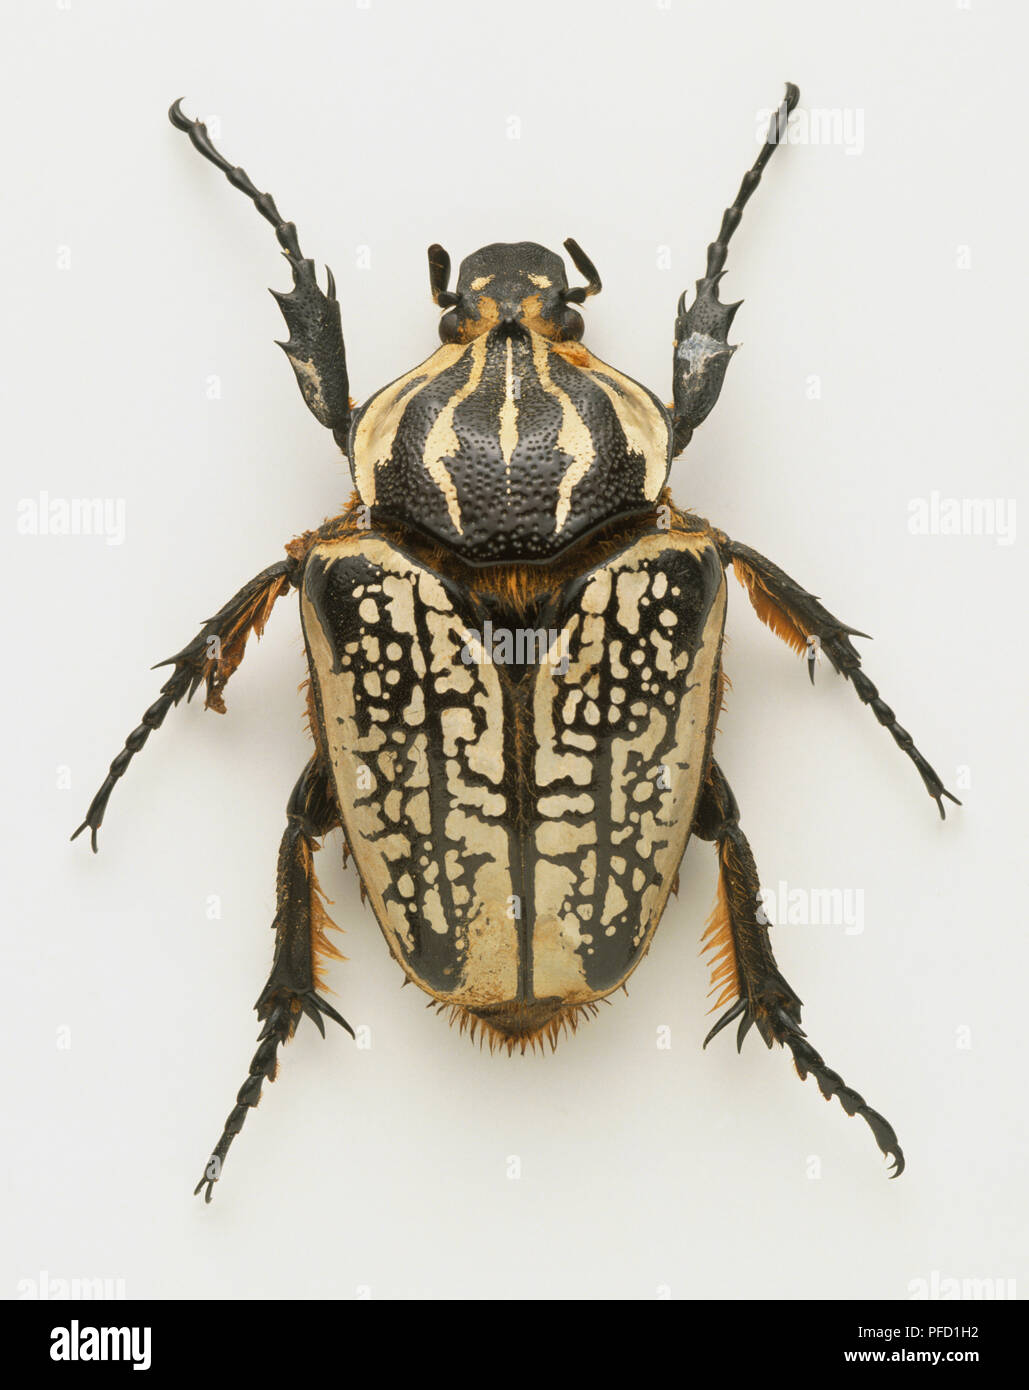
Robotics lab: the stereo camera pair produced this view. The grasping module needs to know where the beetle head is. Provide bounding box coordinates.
[428,239,601,343]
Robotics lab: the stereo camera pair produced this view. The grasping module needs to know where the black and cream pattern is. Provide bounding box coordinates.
[348,331,673,564]
[73,91,932,1192]
[302,529,725,1026]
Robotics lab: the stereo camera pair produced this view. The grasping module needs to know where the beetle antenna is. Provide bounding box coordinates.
[428,242,460,307]
[562,237,602,302]
[702,81,799,284]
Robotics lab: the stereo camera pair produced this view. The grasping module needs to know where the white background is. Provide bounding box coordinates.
[3,0,1025,1300]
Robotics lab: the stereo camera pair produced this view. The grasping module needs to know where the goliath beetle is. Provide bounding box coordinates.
[74,83,958,1200]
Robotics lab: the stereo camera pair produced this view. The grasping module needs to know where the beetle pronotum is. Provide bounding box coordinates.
[75,84,958,1199]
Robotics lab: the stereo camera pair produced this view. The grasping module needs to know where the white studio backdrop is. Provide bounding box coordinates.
[3,0,1025,1300]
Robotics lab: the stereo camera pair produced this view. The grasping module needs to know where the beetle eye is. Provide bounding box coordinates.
[558,307,584,341]
[438,309,462,344]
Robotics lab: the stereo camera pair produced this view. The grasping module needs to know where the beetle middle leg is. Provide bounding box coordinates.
[692,758,905,1176]
[714,532,960,818]
[194,756,353,1203]
[72,557,298,850]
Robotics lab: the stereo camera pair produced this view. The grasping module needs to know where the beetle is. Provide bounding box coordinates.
[74,84,958,1200]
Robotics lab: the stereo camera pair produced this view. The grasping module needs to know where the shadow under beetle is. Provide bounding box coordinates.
[74,84,959,1199]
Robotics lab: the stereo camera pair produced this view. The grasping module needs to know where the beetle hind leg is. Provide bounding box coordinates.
[194,757,353,1203]
[693,759,905,1177]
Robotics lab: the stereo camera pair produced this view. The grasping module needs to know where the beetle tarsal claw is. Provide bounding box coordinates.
[736,1010,757,1053]
[299,990,355,1040]
[702,997,746,1049]
[773,1003,807,1039]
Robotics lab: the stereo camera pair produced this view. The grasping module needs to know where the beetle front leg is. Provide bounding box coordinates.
[194,757,353,1203]
[169,101,352,451]
[716,532,960,818]
[693,759,905,1176]
[72,557,297,850]
[671,82,799,454]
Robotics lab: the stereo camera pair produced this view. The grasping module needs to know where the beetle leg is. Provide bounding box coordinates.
[72,558,297,851]
[671,83,799,455]
[693,760,905,1176]
[717,534,961,818]
[194,757,352,1203]
[168,101,352,450]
